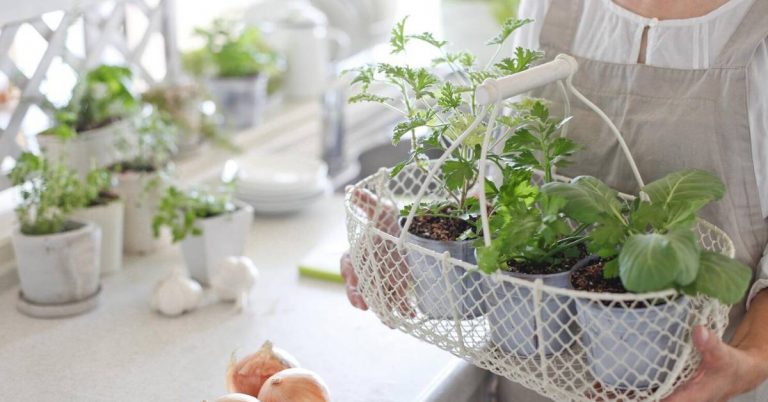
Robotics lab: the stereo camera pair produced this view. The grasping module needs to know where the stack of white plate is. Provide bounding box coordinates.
[234,155,330,215]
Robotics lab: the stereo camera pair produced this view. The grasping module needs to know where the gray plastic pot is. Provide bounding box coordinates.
[576,294,690,389]
[205,75,267,132]
[402,229,486,320]
[484,257,595,357]
[12,222,101,305]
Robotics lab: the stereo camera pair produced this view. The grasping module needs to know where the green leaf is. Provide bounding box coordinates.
[437,82,462,110]
[642,170,725,226]
[392,110,434,145]
[603,259,620,278]
[494,48,544,75]
[541,176,624,225]
[477,246,502,274]
[390,17,409,54]
[408,32,448,49]
[681,251,752,304]
[618,229,700,293]
[442,160,475,191]
[348,93,393,104]
[486,18,533,46]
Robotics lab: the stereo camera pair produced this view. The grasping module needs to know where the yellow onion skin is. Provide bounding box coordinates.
[214,393,261,402]
[257,368,330,402]
[226,341,300,397]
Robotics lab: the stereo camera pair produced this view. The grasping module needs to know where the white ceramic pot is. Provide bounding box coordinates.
[205,76,268,132]
[180,202,254,285]
[37,120,134,178]
[71,199,124,276]
[12,222,101,305]
[114,170,164,255]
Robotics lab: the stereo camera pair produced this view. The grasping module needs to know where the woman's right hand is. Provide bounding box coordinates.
[341,186,414,318]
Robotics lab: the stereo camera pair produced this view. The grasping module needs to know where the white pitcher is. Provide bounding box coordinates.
[247,0,349,100]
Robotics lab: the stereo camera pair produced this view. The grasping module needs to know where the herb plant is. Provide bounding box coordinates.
[82,168,117,207]
[183,18,280,79]
[142,85,232,150]
[113,105,178,172]
[345,17,543,234]
[9,153,88,235]
[152,186,236,243]
[542,170,752,304]
[476,100,585,274]
[46,65,138,139]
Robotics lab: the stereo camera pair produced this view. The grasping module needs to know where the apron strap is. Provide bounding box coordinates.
[539,0,583,53]
[712,0,768,68]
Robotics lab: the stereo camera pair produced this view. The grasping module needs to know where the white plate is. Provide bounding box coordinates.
[237,177,330,199]
[236,184,328,202]
[245,195,325,214]
[236,155,328,194]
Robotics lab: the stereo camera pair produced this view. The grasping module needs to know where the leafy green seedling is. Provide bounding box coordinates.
[542,170,752,304]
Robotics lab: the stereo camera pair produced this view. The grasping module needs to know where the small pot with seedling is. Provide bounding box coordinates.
[345,17,540,319]
[37,65,138,177]
[111,106,177,255]
[71,168,124,276]
[183,18,281,132]
[8,153,101,316]
[142,82,233,157]
[152,186,253,285]
[543,170,752,389]
[476,99,585,356]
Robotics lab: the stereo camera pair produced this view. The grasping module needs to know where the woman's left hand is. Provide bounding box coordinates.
[662,326,768,402]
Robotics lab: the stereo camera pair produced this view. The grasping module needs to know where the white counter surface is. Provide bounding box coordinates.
[0,195,462,402]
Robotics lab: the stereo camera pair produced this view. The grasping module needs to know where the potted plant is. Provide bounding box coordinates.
[542,170,753,389]
[71,168,124,276]
[475,99,586,356]
[345,17,540,319]
[37,65,138,177]
[142,82,234,157]
[183,18,281,131]
[111,106,177,255]
[8,153,101,316]
[152,185,253,285]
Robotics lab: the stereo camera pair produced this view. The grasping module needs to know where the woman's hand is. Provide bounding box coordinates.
[341,186,414,318]
[662,326,768,402]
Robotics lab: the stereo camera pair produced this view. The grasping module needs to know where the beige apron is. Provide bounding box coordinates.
[498,0,768,400]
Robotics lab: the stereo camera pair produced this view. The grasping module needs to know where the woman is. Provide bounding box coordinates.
[342,0,768,401]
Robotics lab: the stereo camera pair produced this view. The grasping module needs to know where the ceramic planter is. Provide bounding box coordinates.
[114,170,164,255]
[180,202,254,285]
[37,120,134,178]
[205,75,268,132]
[71,199,124,276]
[12,222,101,305]
[402,227,486,320]
[576,294,690,389]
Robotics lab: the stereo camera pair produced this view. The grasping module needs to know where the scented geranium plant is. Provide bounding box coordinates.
[345,17,543,241]
[543,170,752,304]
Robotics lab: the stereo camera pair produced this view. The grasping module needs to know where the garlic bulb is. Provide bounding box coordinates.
[151,270,203,316]
[211,256,259,309]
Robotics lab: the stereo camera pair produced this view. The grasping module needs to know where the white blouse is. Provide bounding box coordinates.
[511,0,768,307]
[513,0,768,218]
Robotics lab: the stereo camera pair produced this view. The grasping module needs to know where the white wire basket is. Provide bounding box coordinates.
[344,55,735,401]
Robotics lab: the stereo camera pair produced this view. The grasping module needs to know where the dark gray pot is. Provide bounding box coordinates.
[402,230,486,320]
[576,294,690,389]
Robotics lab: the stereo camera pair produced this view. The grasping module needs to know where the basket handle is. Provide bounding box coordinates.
[400,54,649,248]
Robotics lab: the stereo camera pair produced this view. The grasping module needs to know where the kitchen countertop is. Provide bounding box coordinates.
[0,195,473,402]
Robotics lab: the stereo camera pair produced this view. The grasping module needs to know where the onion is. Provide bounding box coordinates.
[214,393,261,402]
[257,368,330,402]
[227,341,300,397]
